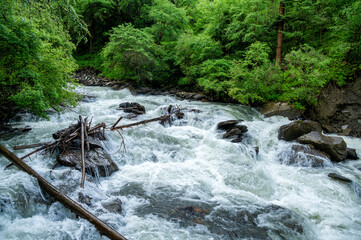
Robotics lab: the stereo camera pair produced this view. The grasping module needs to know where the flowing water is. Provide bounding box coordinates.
[0,86,361,240]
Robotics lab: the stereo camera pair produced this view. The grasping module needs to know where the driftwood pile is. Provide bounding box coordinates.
[6,116,117,188]
[0,145,127,240]
[0,103,202,239]
[53,116,118,184]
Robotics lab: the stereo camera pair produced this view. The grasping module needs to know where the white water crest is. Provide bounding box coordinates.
[1,86,361,240]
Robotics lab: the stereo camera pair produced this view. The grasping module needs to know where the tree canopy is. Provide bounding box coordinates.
[1,0,361,118]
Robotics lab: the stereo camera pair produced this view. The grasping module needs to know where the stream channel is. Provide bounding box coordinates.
[1,86,361,240]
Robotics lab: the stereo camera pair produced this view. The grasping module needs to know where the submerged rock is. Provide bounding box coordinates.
[297,131,347,162]
[328,173,352,183]
[217,120,242,130]
[118,184,312,240]
[101,198,123,214]
[81,95,97,103]
[280,144,332,167]
[118,102,146,115]
[346,148,359,160]
[278,120,322,141]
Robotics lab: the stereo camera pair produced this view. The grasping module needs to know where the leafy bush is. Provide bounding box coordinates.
[280,45,332,108]
[197,59,232,98]
[175,33,223,86]
[101,24,166,84]
[0,3,78,118]
[228,42,281,104]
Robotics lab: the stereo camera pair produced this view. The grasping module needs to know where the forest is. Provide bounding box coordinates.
[1,0,361,119]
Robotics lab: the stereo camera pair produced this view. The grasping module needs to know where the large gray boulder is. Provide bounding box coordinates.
[346,148,359,160]
[297,131,347,162]
[222,125,248,139]
[261,102,303,120]
[217,120,242,130]
[278,120,322,141]
[57,147,119,177]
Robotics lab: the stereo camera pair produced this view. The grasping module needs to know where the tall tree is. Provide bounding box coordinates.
[275,0,284,66]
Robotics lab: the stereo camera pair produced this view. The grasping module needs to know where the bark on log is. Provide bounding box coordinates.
[0,144,127,240]
[111,115,170,131]
[275,1,284,66]
[80,116,86,188]
[14,142,52,150]
[112,116,123,130]
[20,143,56,160]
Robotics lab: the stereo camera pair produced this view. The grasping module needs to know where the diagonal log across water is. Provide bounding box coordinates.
[0,144,127,240]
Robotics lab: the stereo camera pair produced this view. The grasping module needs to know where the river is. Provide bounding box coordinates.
[0,86,361,240]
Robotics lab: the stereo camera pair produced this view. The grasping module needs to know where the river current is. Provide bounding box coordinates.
[0,86,361,240]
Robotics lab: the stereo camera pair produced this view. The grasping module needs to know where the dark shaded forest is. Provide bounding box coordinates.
[1,0,361,119]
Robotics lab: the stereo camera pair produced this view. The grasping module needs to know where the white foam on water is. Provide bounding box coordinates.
[1,86,360,239]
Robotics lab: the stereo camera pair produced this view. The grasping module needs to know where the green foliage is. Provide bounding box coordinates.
[228,42,281,104]
[2,0,359,119]
[101,24,165,84]
[0,0,78,118]
[147,0,188,43]
[197,59,231,97]
[75,53,104,71]
[280,46,334,107]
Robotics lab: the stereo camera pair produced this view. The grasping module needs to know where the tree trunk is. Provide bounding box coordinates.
[89,36,93,56]
[0,144,127,240]
[275,1,284,66]
[344,23,361,63]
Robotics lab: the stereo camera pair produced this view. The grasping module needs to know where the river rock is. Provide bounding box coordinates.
[261,102,303,120]
[328,173,352,183]
[217,120,242,130]
[280,145,331,167]
[222,125,248,139]
[101,198,123,214]
[278,120,322,141]
[81,95,97,103]
[346,148,359,160]
[57,148,118,177]
[297,131,347,162]
[118,102,146,115]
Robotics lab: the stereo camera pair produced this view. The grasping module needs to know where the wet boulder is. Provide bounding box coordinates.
[280,145,332,167]
[222,125,248,139]
[297,131,347,162]
[217,120,248,143]
[261,102,303,120]
[57,147,118,177]
[346,148,359,160]
[81,95,97,103]
[118,102,146,115]
[278,120,322,141]
[159,105,186,126]
[217,120,242,130]
[328,173,352,183]
[101,198,123,214]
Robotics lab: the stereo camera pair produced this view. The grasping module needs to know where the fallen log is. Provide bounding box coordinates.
[0,144,127,240]
[5,143,57,170]
[13,142,52,150]
[80,116,86,188]
[111,115,170,131]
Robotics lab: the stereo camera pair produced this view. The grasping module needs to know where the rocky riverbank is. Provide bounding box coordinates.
[75,68,361,139]
[73,68,210,102]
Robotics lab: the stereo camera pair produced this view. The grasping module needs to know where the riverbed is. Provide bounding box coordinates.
[1,86,361,240]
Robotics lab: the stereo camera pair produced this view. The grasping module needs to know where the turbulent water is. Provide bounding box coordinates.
[1,86,361,240]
